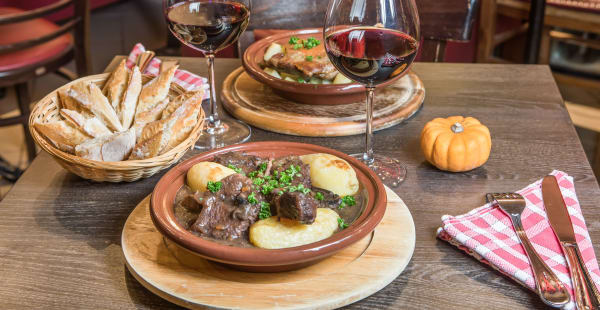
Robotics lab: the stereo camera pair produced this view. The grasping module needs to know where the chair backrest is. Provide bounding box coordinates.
[0,0,90,76]
[243,0,480,62]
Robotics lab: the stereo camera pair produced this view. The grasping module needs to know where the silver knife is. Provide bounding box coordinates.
[542,175,600,310]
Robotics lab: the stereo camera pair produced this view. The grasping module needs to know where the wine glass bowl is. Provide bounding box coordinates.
[164,0,252,149]
[324,0,420,186]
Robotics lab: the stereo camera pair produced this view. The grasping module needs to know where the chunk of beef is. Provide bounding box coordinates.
[274,191,317,224]
[213,152,268,175]
[312,187,341,209]
[191,174,264,241]
[271,155,311,188]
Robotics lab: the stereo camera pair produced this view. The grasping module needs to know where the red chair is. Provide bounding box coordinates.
[0,0,91,161]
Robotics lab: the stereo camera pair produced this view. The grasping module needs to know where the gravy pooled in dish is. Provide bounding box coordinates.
[173,152,366,249]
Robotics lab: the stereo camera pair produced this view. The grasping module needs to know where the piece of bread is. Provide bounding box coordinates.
[75,128,136,162]
[58,89,93,117]
[135,65,178,116]
[103,59,129,110]
[132,97,170,138]
[60,109,112,138]
[129,90,203,159]
[67,82,124,132]
[160,91,198,120]
[34,120,90,153]
[118,66,142,129]
[161,91,203,152]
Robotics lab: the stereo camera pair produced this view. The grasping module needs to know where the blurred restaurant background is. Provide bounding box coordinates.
[0,0,599,199]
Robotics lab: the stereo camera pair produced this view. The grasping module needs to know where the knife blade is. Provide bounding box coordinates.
[542,175,600,310]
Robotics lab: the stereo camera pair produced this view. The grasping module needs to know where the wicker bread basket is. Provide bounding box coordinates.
[29,73,205,182]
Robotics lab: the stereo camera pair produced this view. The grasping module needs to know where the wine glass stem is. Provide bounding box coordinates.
[206,53,221,131]
[363,87,375,164]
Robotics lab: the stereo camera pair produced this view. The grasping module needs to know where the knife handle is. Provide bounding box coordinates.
[563,243,600,310]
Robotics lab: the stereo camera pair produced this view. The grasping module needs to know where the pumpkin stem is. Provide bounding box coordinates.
[451,122,464,133]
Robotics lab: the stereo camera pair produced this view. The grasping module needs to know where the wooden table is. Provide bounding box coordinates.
[1,57,598,309]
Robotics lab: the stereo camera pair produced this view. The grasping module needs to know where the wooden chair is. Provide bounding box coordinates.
[0,0,91,161]
[476,0,600,176]
[236,0,480,62]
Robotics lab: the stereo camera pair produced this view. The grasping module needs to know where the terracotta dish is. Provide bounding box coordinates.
[150,141,387,272]
[242,28,395,105]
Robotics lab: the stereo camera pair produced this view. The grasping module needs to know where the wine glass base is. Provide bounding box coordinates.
[194,118,251,150]
[350,153,406,188]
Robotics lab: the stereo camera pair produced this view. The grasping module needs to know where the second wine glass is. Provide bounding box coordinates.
[165,0,252,149]
[324,0,420,186]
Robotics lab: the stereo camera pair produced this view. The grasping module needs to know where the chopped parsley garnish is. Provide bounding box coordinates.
[338,218,349,229]
[297,77,305,83]
[258,162,268,173]
[338,195,356,209]
[315,192,324,201]
[227,164,243,174]
[293,43,302,50]
[248,171,258,178]
[259,201,271,220]
[206,181,222,193]
[288,36,300,44]
[253,177,265,186]
[303,37,321,49]
[296,184,310,194]
[305,55,313,61]
[248,192,258,204]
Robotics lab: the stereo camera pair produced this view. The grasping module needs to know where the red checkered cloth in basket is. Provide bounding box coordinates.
[125,43,209,99]
[437,170,600,309]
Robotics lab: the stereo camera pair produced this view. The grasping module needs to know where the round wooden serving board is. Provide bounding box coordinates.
[122,186,415,310]
[221,67,425,137]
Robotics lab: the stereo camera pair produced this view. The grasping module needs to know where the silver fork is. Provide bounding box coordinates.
[487,193,570,308]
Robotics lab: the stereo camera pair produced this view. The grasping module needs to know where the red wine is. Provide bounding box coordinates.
[325,27,418,86]
[167,1,249,53]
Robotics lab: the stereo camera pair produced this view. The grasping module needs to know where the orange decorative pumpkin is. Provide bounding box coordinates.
[421,116,491,172]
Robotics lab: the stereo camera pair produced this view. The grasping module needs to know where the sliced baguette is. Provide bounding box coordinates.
[68,82,124,132]
[34,120,90,153]
[132,97,170,138]
[103,59,129,110]
[118,66,142,129]
[161,91,203,153]
[75,128,136,162]
[60,109,112,138]
[135,65,178,116]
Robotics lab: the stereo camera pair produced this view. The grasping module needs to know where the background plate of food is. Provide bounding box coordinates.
[150,141,387,272]
[242,28,397,105]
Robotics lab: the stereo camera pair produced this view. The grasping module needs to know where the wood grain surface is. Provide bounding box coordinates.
[122,187,415,310]
[0,57,598,310]
[222,67,425,137]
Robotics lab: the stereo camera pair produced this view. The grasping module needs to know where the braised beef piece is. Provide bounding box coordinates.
[271,156,311,188]
[274,191,317,224]
[312,187,341,209]
[213,152,268,175]
[191,173,264,241]
[174,185,201,228]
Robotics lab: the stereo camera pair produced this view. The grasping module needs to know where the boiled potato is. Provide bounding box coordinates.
[264,67,281,79]
[263,42,283,62]
[187,162,236,192]
[300,153,359,196]
[250,208,339,249]
[333,73,352,84]
[284,76,296,82]
[309,77,322,84]
[321,79,332,85]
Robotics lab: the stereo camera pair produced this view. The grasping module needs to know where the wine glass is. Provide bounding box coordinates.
[324,0,420,186]
[164,0,252,149]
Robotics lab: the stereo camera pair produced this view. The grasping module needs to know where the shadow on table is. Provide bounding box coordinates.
[436,241,550,309]
[34,172,158,250]
[124,267,184,310]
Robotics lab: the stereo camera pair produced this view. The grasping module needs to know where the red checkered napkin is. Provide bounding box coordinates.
[125,43,210,99]
[437,170,600,309]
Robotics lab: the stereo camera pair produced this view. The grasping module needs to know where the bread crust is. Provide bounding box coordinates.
[34,120,90,153]
[136,65,178,116]
[119,66,142,129]
[60,109,112,138]
[103,59,129,109]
